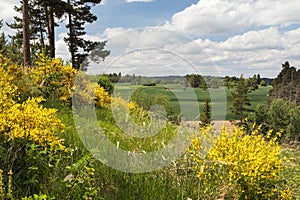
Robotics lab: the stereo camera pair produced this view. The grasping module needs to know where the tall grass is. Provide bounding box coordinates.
[46,91,299,200]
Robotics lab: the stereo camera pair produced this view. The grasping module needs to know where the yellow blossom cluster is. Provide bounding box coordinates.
[111,97,152,126]
[0,68,17,112]
[0,62,65,149]
[28,54,76,101]
[111,97,137,111]
[73,71,111,107]
[3,97,65,148]
[188,125,291,199]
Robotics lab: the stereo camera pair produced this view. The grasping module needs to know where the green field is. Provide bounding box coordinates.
[114,83,271,120]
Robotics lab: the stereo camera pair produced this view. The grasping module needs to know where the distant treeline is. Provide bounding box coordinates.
[95,73,273,90]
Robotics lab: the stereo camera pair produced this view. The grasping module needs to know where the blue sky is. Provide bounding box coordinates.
[88,0,199,34]
[1,0,300,77]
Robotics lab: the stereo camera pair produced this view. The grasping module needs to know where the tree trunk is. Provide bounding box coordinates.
[49,6,55,58]
[68,0,76,68]
[22,0,31,67]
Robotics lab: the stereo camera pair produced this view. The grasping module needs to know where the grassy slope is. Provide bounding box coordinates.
[50,86,300,199]
[54,102,300,200]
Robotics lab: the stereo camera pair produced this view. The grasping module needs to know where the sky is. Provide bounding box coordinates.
[1,0,300,77]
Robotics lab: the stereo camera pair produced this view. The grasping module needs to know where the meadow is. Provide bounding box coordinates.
[53,100,300,200]
[114,83,271,120]
[1,56,299,199]
[52,100,300,200]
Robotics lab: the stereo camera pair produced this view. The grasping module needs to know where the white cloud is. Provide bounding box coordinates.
[125,0,154,3]
[219,27,286,51]
[56,33,70,62]
[167,0,300,36]
[4,0,299,78]
[82,26,300,78]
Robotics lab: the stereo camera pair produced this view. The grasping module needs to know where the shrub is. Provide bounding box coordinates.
[63,155,100,200]
[0,60,67,197]
[98,75,114,95]
[188,125,291,199]
[73,72,111,108]
[28,54,76,102]
[246,99,300,142]
[130,89,174,119]
[142,83,156,86]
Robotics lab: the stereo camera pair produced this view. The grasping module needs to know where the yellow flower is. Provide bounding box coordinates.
[188,125,287,199]
[0,61,65,149]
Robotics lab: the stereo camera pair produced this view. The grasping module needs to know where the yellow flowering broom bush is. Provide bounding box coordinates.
[28,54,76,102]
[111,96,152,128]
[0,54,26,94]
[0,66,65,149]
[27,54,111,107]
[188,125,292,199]
[0,55,69,197]
[73,71,111,108]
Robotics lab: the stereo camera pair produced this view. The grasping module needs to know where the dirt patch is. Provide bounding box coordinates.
[182,120,236,132]
[213,120,236,132]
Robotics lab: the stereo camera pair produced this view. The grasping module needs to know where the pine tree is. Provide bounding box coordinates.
[9,0,68,59]
[257,73,261,85]
[0,25,22,63]
[200,97,212,127]
[65,0,110,70]
[269,61,300,105]
[230,74,252,123]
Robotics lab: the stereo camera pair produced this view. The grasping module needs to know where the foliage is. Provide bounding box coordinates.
[64,154,101,200]
[74,71,111,107]
[269,61,300,105]
[0,54,27,95]
[0,64,65,148]
[0,58,71,198]
[130,88,174,119]
[203,76,224,88]
[22,0,31,67]
[28,54,76,102]
[260,80,267,86]
[185,74,208,90]
[65,0,110,69]
[188,125,291,199]
[245,74,259,91]
[223,75,239,88]
[246,99,300,142]
[8,0,70,59]
[0,55,298,199]
[1,97,65,148]
[224,74,261,91]
[22,194,54,200]
[107,72,121,83]
[142,82,156,86]
[0,26,23,64]
[98,75,114,95]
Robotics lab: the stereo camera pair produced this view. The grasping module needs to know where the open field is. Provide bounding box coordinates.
[114,83,271,120]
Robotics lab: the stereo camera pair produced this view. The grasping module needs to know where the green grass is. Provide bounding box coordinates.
[114,84,271,120]
[53,103,300,200]
[46,95,300,200]
[52,102,198,200]
[280,145,300,199]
